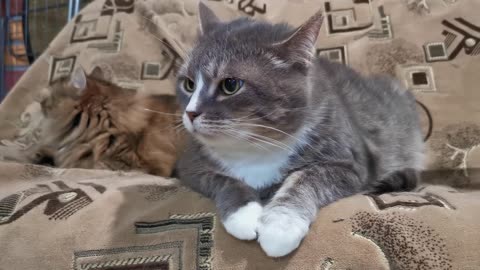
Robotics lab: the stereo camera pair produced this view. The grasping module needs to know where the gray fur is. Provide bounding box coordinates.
[175,3,424,257]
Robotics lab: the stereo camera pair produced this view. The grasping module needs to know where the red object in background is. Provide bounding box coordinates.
[1,0,24,16]
[5,70,24,90]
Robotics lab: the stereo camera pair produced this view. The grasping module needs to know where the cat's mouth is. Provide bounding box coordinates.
[182,113,223,139]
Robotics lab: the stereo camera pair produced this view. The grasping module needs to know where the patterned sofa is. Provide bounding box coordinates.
[1,0,479,269]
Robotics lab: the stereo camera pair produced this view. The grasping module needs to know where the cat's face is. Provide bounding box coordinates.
[176,4,323,149]
[176,37,308,145]
[36,67,179,176]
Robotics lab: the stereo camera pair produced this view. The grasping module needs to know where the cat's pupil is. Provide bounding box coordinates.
[221,78,243,95]
[184,79,195,92]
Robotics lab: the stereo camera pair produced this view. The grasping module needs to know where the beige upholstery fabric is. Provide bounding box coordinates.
[0,162,479,269]
[1,0,480,269]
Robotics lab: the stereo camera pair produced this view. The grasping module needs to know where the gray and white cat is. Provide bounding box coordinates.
[176,3,424,257]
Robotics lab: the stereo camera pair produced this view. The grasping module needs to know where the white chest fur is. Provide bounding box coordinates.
[202,141,291,189]
[208,147,292,189]
[201,124,313,190]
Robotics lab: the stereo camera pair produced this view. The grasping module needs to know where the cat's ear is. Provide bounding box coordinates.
[69,66,87,91]
[198,1,220,35]
[274,10,323,66]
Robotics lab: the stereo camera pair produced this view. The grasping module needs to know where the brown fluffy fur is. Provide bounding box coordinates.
[27,67,181,176]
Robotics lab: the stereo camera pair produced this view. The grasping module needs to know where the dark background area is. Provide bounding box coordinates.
[0,0,93,101]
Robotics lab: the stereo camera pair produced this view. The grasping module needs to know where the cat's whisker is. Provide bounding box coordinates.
[230,122,315,161]
[224,127,266,145]
[227,109,276,122]
[174,128,186,135]
[227,111,261,122]
[242,131,300,156]
[232,122,306,145]
[221,130,269,152]
[142,108,182,117]
[243,134,293,153]
[175,129,186,134]
[230,129,294,154]
[149,121,184,132]
[227,105,314,123]
[242,130,311,163]
[232,110,279,122]
[185,123,303,156]
[244,121,326,153]
[201,120,234,126]
[174,123,185,131]
[232,120,335,150]
[186,124,277,152]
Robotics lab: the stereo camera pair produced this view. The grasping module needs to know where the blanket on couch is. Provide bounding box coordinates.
[1,0,480,269]
[1,162,479,269]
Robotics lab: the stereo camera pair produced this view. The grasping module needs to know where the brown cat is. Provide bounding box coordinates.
[10,66,181,176]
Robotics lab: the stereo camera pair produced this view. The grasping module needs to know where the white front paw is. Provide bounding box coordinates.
[257,209,309,257]
[223,202,263,240]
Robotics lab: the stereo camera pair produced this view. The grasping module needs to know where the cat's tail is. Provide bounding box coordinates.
[369,168,419,194]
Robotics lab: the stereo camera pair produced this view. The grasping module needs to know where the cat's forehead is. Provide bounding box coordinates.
[182,50,272,81]
[186,39,252,74]
[181,19,294,78]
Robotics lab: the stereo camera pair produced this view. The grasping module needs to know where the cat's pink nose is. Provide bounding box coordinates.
[186,111,202,122]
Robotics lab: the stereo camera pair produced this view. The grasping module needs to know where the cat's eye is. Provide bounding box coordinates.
[220,78,244,95]
[183,78,195,92]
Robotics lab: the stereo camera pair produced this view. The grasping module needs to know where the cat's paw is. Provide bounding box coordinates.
[257,208,309,257]
[222,202,263,240]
